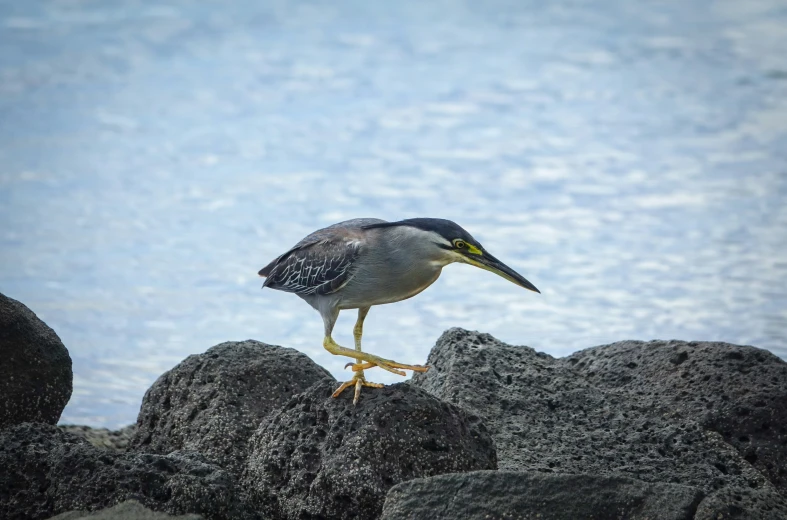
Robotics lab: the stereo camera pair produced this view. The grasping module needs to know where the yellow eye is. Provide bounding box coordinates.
[454,240,466,249]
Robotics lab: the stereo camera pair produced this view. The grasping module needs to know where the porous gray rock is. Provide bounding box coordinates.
[130,339,333,475]
[0,292,72,428]
[46,500,202,520]
[0,423,247,520]
[412,328,597,473]
[411,328,787,519]
[380,471,705,520]
[567,339,787,493]
[242,380,497,520]
[58,424,137,451]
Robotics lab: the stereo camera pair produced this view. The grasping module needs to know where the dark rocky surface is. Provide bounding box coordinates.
[242,380,497,520]
[5,294,786,520]
[0,292,72,428]
[130,339,333,475]
[47,500,203,520]
[0,423,248,520]
[59,424,137,451]
[380,470,705,520]
[567,339,787,493]
[411,328,787,519]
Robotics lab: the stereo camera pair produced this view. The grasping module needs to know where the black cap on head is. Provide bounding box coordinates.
[363,218,477,244]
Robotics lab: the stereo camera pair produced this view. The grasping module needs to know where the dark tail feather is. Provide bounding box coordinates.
[259,255,284,289]
[258,255,282,278]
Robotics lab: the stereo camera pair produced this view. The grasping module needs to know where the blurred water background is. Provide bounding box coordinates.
[1,0,786,427]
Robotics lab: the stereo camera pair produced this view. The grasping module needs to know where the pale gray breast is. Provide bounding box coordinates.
[336,226,444,309]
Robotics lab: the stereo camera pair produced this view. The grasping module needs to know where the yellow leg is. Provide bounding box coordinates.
[353,306,369,353]
[323,336,429,377]
[325,308,429,404]
[350,307,371,403]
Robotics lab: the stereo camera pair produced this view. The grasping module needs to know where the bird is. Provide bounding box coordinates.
[258,217,540,404]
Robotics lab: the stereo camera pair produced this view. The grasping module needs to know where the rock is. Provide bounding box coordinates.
[0,292,72,428]
[693,485,787,520]
[567,339,787,493]
[411,328,787,520]
[58,424,137,451]
[46,500,202,520]
[130,339,333,475]
[0,423,249,520]
[411,328,593,473]
[380,470,705,520]
[242,380,496,520]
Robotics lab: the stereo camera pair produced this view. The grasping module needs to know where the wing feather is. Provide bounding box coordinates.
[259,218,385,296]
[261,237,363,296]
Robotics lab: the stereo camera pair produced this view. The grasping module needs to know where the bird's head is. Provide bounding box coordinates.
[364,218,540,293]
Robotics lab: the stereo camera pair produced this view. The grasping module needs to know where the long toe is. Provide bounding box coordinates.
[346,361,377,371]
[352,378,384,404]
[367,363,407,377]
[331,379,356,399]
[386,361,430,373]
[353,378,362,405]
[375,359,430,374]
[346,359,429,375]
[332,374,385,404]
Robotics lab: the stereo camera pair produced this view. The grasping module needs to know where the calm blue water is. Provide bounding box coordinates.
[1,0,786,427]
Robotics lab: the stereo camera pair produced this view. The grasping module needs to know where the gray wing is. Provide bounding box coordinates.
[259,218,385,296]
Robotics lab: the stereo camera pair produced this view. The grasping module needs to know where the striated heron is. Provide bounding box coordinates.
[259,218,540,404]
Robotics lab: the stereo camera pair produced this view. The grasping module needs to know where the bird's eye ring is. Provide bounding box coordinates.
[454,240,466,249]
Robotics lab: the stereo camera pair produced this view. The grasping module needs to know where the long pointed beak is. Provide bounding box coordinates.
[465,253,540,293]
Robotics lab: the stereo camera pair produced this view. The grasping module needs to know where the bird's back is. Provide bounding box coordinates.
[259,218,386,296]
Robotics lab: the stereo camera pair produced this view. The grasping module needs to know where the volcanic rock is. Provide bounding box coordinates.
[130,339,333,475]
[410,328,787,519]
[567,339,787,492]
[59,424,137,451]
[0,423,246,520]
[242,380,496,520]
[46,500,202,520]
[0,292,72,428]
[380,470,704,520]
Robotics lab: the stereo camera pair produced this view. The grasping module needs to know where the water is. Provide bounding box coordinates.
[1,0,785,428]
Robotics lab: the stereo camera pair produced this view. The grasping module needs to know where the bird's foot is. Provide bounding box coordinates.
[323,336,429,377]
[332,371,384,405]
[344,360,430,375]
